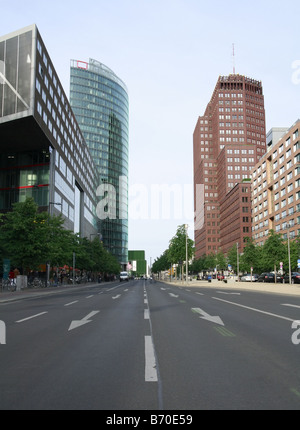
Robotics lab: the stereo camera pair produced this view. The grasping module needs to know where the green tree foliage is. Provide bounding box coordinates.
[168,224,194,265]
[240,238,263,274]
[0,197,120,276]
[262,230,286,272]
[227,244,238,272]
[215,251,227,271]
[152,249,171,274]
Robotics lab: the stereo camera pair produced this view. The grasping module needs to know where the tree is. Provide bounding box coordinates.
[215,251,227,271]
[204,253,216,271]
[262,230,286,272]
[240,238,261,274]
[168,224,194,265]
[227,244,238,273]
[0,198,50,273]
[152,249,172,274]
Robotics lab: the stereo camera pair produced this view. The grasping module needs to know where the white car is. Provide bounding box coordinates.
[119,271,129,282]
[240,274,259,282]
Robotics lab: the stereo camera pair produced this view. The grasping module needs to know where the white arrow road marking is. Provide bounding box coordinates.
[192,308,224,326]
[16,312,48,323]
[169,293,179,298]
[68,311,100,331]
[112,294,121,299]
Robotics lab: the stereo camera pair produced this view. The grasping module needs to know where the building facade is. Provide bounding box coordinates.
[128,250,147,277]
[69,59,129,268]
[0,25,98,238]
[251,119,300,245]
[193,74,266,258]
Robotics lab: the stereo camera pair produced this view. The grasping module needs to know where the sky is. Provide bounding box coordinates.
[2,0,300,265]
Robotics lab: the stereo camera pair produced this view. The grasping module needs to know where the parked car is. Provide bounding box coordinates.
[281,272,300,284]
[240,274,259,282]
[257,272,282,283]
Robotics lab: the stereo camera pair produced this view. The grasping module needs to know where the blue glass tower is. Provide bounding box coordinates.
[70,59,129,268]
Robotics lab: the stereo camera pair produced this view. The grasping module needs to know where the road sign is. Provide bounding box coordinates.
[298,259,300,269]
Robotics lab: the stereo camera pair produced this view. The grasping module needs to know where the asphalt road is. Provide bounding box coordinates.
[1,279,300,410]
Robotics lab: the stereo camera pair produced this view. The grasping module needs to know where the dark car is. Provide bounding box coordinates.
[257,272,282,283]
[281,272,300,284]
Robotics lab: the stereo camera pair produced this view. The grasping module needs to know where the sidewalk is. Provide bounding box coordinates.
[0,281,112,303]
[162,278,300,296]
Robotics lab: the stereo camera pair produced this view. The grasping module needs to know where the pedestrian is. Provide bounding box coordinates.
[9,269,16,286]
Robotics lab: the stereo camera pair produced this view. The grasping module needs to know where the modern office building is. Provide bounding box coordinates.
[0,24,98,239]
[70,59,129,269]
[193,74,266,258]
[251,119,300,246]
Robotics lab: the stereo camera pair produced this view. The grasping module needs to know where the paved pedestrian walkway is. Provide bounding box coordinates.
[0,281,112,303]
[162,278,300,296]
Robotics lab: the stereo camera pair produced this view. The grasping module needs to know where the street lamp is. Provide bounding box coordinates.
[185,224,188,286]
[237,242,239,282]
[287,223,292,285]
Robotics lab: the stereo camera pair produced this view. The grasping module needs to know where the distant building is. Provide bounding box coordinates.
[251,119,300,246]
[70,59,129,269]
[193,74,266,257]
[128,250,147,277]
[0,24,98,238]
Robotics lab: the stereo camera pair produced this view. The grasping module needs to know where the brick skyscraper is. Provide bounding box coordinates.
[193,74,266,259]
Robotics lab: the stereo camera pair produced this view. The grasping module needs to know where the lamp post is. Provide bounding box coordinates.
[287,223,292,285]
[237,242,239,282]
[185,224,188,286]
[47,201,62,287]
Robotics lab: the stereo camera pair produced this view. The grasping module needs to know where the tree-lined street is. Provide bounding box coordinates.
[1,279,300,410]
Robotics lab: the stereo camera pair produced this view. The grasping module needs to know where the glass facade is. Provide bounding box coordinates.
[70,59,129,267]
[0,25,98,241]
[0,29,33,117]
[0,149,49,210]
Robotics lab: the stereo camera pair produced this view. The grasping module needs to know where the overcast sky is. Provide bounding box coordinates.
[2,0,300,265]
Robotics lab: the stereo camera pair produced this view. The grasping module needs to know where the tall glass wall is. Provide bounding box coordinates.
[0,29,33,117]
[70,59,129,266]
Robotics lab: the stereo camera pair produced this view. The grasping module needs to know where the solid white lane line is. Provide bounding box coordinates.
[16,312,48,323]
[64,301,79,306]
[145,335,158,382]
[213,297,295,322]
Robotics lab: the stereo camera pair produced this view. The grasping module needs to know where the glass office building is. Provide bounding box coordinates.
[0,25,98,239]
[70,59,129,268]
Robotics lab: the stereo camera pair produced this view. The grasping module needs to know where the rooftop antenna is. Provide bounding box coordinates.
[232,43,236,74]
